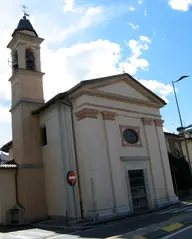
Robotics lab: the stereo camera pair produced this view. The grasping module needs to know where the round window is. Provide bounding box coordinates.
[123,129,139,144]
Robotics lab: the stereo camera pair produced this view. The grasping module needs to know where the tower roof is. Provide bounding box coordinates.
[12,15,38,37]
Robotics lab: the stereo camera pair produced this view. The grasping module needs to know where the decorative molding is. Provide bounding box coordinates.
[83,89,161,108]
[102,111,116,121]
[142,117,153,125]
[75,108,99,121]
[119,125,142,147]
[10,99,44,113]
[71,88,162,109]
[76,103,161,118]
[8,68,45,82]
[120,156,149,161]
[154,119,164,127]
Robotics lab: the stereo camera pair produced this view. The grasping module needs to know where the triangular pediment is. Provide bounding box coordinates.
[96,80,150,101]
[81,74,165,107]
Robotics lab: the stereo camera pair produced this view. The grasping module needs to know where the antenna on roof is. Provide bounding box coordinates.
[20,4,30,18]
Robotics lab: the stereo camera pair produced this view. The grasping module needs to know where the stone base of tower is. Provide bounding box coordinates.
[16,168,48,224]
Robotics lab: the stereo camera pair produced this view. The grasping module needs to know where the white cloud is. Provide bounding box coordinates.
[63,0,75,13]
[138,0,142,4]
[169,0,192,11]
[118,36,151,76]
[129,6,135,11]
[129,22,139,29]
[144,8,147,16]
[139,36,151,43]
[0,106,11,123]
[41,40,121,100]
[31,6,104,46]
[163,127,169,132]
[139,79,173,102]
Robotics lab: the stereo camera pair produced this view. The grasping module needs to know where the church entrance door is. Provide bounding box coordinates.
[128,169,148,212]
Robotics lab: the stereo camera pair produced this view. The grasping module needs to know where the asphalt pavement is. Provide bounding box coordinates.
[161,226,192,239]
[1,201,192,238]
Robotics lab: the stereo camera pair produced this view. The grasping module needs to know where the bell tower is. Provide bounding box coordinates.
[7,13,47,223]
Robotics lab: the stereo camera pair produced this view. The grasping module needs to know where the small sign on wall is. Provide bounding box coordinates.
[67,170,77,186]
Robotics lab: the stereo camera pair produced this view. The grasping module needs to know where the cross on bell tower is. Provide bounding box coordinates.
[20,4,29,17]
[7,12,47,223]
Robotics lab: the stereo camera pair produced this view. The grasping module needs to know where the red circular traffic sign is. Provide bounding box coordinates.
[67,171,76,186]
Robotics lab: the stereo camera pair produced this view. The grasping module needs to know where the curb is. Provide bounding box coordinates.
[34,201,181,231]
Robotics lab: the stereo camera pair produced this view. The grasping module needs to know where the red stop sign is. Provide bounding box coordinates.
[67,171,76,186]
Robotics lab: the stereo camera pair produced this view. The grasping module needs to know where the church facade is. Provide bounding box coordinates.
[0,15,178,225]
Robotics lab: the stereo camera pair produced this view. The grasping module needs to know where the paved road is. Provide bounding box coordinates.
[161,226,192,239]
[0,201,192,238]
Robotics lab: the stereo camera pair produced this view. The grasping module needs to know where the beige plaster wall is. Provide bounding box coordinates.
[40,103,78,219]
[0,170,16,225]
[73,92,177,219]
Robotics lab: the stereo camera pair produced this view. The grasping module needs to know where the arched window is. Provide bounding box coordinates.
[26,48,35,71]
[12,51,18,72]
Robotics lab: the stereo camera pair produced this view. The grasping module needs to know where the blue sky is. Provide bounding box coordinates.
[0,0,192,147]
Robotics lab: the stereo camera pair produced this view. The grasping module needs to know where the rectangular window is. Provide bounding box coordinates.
[41,125,47,146]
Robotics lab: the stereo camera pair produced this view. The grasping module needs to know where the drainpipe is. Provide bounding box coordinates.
[15,165,24,210]
[57,97,84,219]
[15,166,19,205]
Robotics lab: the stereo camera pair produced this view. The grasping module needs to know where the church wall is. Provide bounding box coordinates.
[0,170,16,225]
[74,113,115,219]
[40,102,79,219]
[58,103,80,219]
[73,93,177,219]
[40,105,66,218]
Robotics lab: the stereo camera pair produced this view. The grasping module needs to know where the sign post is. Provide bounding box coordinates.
[67,171,78,221]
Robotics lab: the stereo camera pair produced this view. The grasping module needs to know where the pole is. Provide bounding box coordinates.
[72,186,78,223]
[172,81,183,127]
[172,81,191,171]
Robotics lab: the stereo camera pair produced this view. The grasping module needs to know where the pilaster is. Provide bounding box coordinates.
[142,117,167,204]
[101,111,130,215]
[154,118,177,203]
[143,117,177,207]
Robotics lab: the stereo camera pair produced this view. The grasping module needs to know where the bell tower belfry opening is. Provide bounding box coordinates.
[7,12,47,223]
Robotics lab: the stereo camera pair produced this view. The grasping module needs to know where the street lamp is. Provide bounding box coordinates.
[172,75,190,128]
[172,75,191,168]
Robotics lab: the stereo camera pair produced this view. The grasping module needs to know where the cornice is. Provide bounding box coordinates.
[8,68,45,82]
[143,117,164,126]
[102,111,116,120]
[75,108,100,121]
[72,88,162,109]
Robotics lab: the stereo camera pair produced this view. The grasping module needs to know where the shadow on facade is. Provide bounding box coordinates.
[168,152,192,199]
